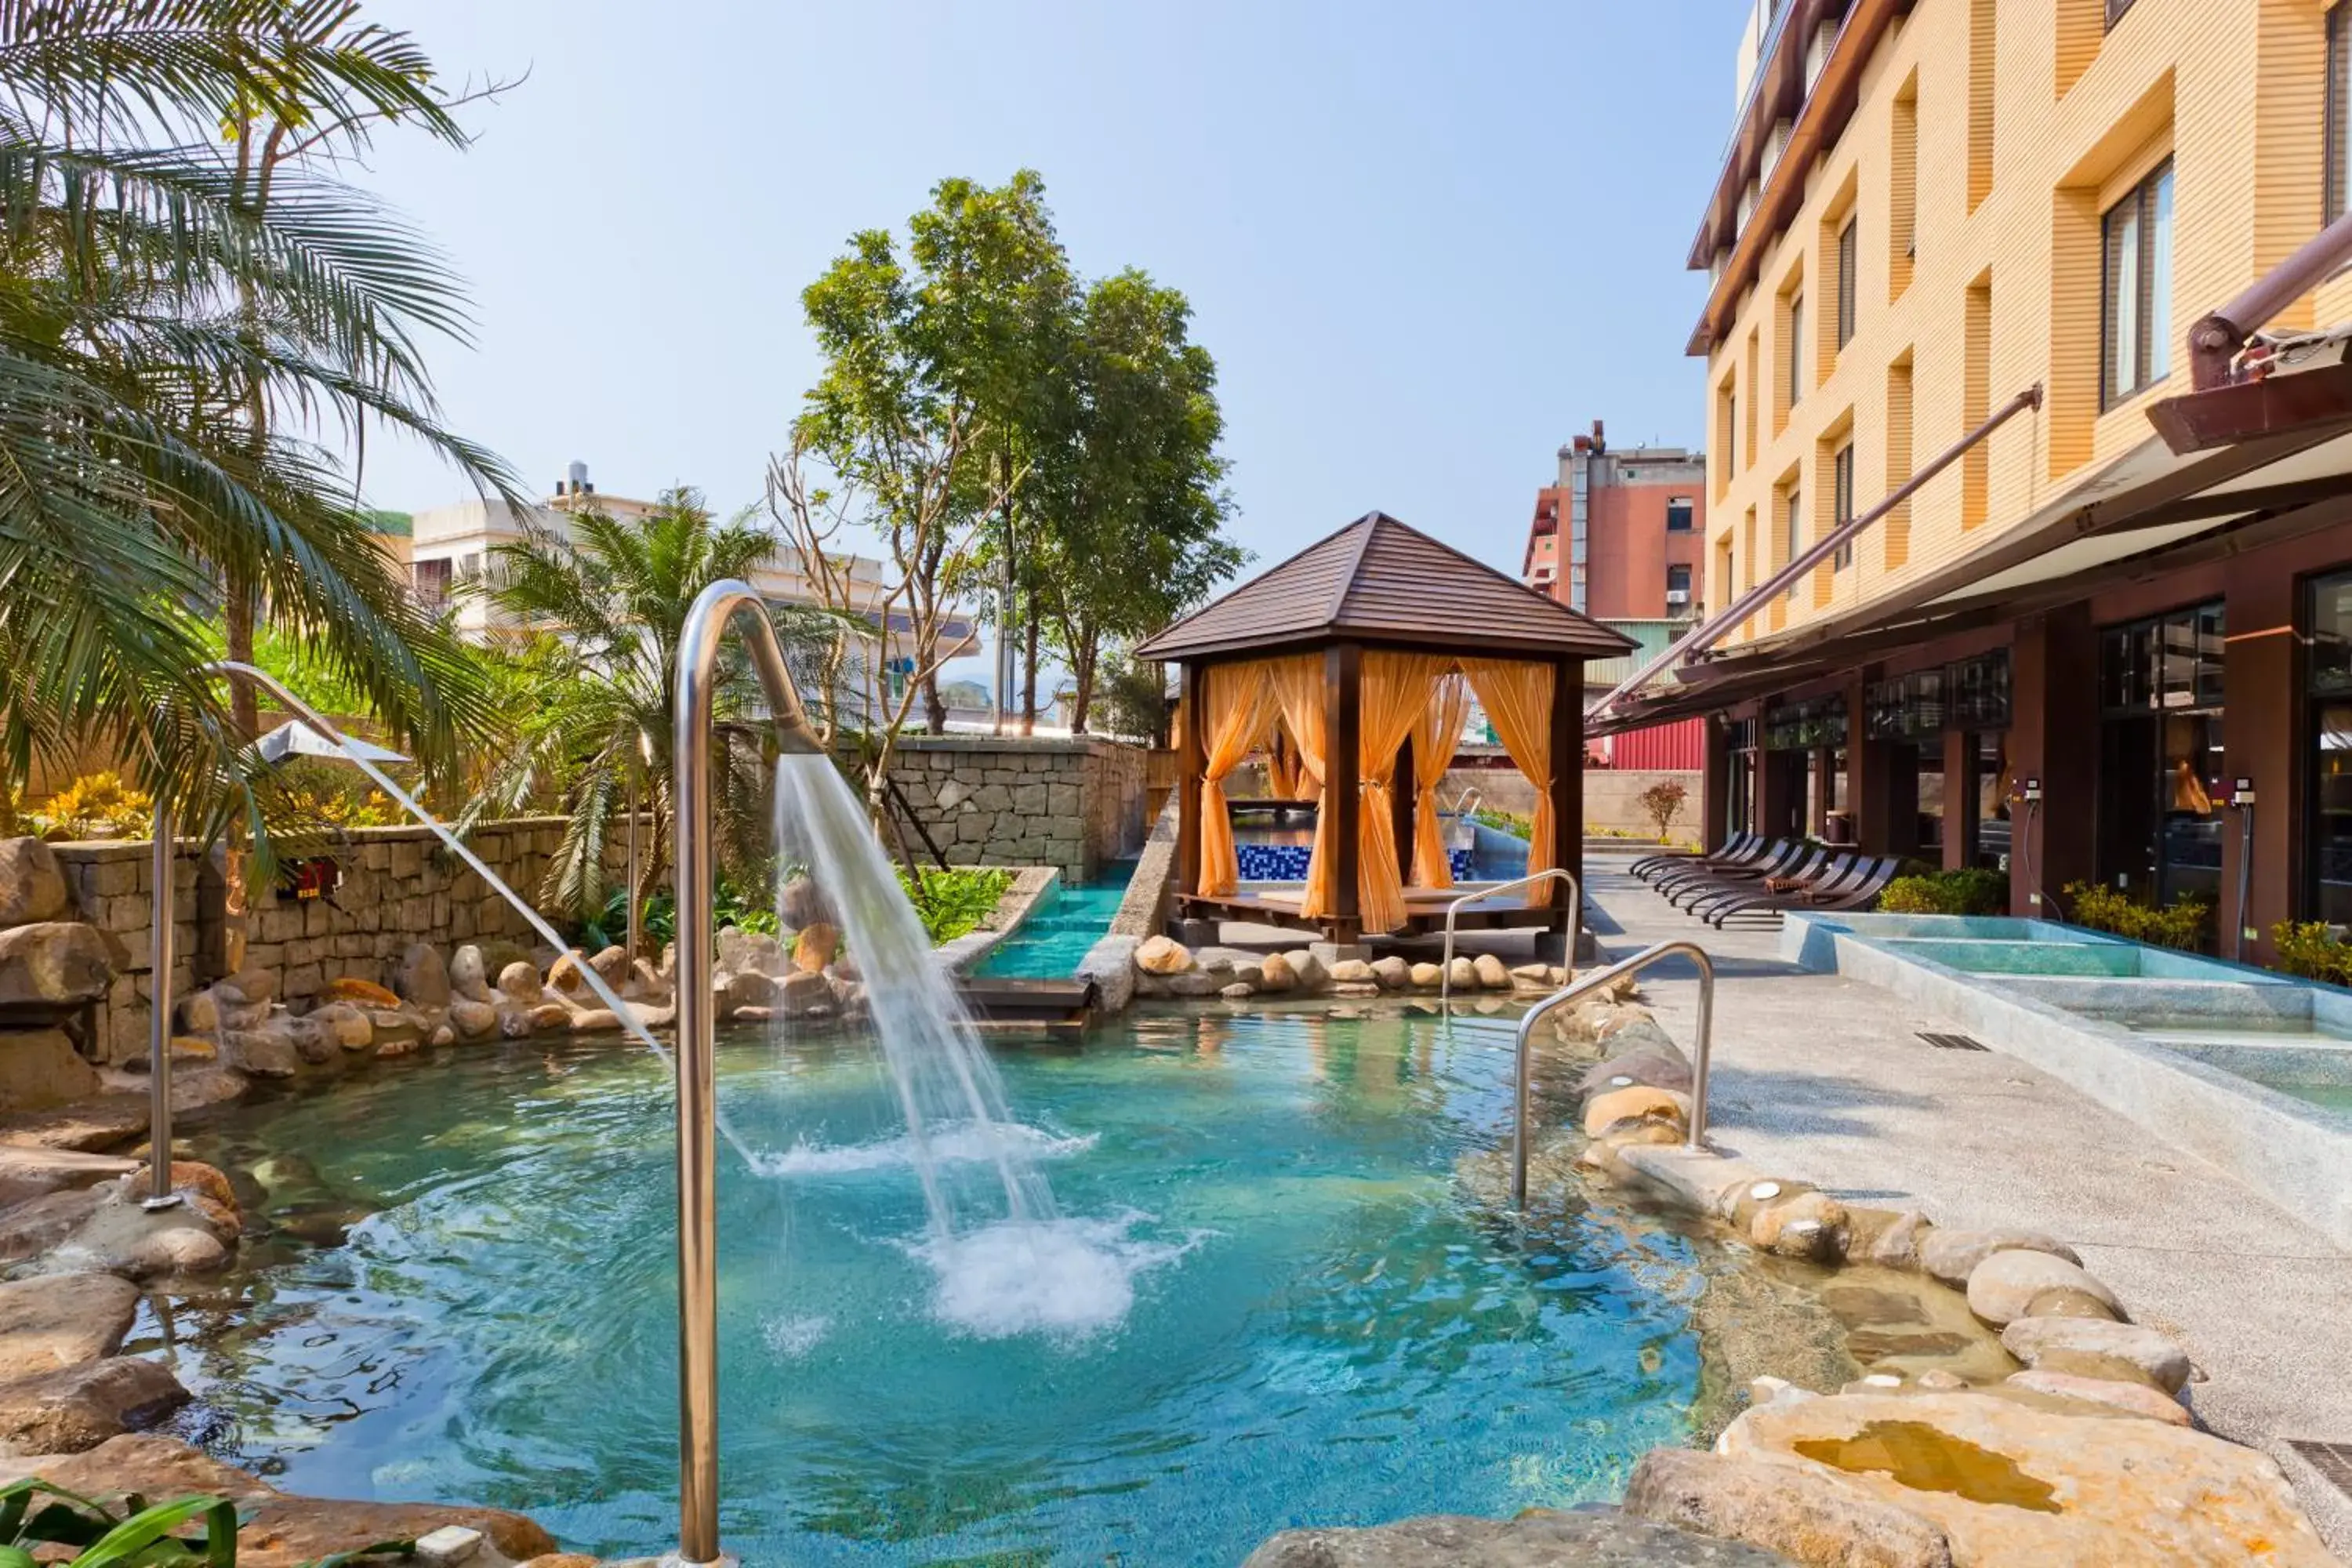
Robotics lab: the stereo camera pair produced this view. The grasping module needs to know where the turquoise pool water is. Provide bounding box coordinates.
[971,864,1136,978]
[162,1011,1704,1564]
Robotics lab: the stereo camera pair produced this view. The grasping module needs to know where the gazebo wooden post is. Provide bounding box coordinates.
[1325,642,1362,946]
[1176,659,1205,912]
[1392,731,1417,883]
[1550,655,1584,955]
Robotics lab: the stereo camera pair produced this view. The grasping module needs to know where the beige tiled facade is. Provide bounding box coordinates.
[1700,0,2342,645]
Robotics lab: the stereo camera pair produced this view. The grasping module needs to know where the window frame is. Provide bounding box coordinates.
[2105,0,2136,29]
[1783,485,1803,601]
[2331,3,2352,225]
[1835,216,1859,349]
[1831,441,1856,571]
[1786,291,1806,409]
[2100,158,2175,410]
[1666,496,1696,533]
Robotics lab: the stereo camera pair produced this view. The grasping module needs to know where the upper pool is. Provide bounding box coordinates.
[970,862,1136,978]
[160,1011,1706,1564]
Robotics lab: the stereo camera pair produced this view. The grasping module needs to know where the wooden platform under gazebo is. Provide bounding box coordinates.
[1134,511,1635,951]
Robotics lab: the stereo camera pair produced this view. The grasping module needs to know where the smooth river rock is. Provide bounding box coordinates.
[1719,1389,2334,1566]
[0,1356,187,1454]
[2005,1369,2190,1425]
[1471,953,1512,989]
[1258,953,1298,991]
[1964,1249,2122,1327]
[1624,1446,1954,1568]
[1918,1227,2081,1289]
[392,942,451,1007]
[2000,1316,2191,1393]
[1242,1508,1795,1566]
[0,1273,139,1380]
[1134,935,1193,975]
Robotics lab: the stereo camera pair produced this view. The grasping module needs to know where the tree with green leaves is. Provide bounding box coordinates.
[0,1,518,853]
[465,489,817,928]
[1028,268,1241,732]
[769,171,1065,803]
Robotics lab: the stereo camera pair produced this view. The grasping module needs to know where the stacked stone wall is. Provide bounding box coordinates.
[887,736,1147,881]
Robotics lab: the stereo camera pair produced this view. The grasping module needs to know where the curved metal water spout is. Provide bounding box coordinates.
[671,580,823,1566]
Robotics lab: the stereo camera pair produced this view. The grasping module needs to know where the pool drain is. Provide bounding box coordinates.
[1917,1031,1990,1052]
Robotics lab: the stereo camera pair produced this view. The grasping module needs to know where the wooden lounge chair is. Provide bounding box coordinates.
[1651,836,1787,897]
[1665,840,1814,908]
[1686,848,1853,920]
[1704,855,1902,927]
[1632,832,1751,881]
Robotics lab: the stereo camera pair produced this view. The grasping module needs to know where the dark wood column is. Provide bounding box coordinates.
[1941,728,1973,871]
[1759,747,1805,840]
[2224,555,2296,963]
[1392,732,1417,884]
[1702,717,1732,849]
[2009,609,2096,916]
[1847,670,1899,855]
[1176,660,1204,907]
[1550,658,1583,937]
[1326,643,1362,944]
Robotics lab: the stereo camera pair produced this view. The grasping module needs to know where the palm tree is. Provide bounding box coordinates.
[465,490,832,928]
[0,0,518,839]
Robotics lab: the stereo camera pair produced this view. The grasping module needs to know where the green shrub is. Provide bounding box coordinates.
[1472,807,1533,840]
[2063,882,2210,949]
[0,1475,398,1566]
[2272,920,2352,985]
[898,866,1013,945]
[1876,867,2009,916]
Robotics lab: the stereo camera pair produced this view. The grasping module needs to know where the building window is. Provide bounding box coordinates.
[2330,4,2352,223]
[1666,497,1695,532]
[1786,292,1806,409]
[2102,159,2174,408]
[1830,442,1855,569]
[1836,216,1858,347]
[1783,486,1802,598]
[2308,572,2352,924]
[412,557,452,609]
[1666,564,1693,610]
[2096,601,2225,912]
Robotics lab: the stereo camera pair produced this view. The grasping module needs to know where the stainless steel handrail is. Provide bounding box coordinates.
[671,580,822,1568]
[1511,938,1715,1207]
[1448,786,1483,819]
[1439,867,1579,1006]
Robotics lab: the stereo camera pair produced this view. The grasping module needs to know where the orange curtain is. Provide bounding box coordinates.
[1359,652,1450,934]
[1197,662,1276,898]
[1265,655,1336,917]
[1462,658,1556,905]
[1265,724,1304,800]
[1409,673,1470,887]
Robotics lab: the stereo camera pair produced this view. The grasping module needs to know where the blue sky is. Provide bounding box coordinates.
[362,0,1746,633]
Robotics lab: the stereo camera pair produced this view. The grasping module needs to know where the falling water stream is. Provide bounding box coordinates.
[759,754,1180,1337]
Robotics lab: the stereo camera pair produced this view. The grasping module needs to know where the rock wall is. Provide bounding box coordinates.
[888,736,1147,881]
[51,819,602,1066]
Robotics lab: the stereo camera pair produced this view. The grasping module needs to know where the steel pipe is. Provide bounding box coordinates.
[143,800,181,1211]
[670,581,822,1567]
[1511,939,1716,1207]
[1439,867,1578,1007]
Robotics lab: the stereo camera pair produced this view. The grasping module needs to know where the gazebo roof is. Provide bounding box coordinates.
[1134,511,1638,662]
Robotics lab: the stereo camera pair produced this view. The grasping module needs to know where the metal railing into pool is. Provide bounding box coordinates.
[1438,867,1579,1007]
[1510,938,1716,1207]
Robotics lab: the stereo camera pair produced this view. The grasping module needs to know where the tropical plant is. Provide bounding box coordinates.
[1877,867,2009,916]
[2063,882,2210,949]
[0,1474,406,1566]
[465,490,827,927]
[898,865,1011,945]
[1089,648,1170,742]
[1472,806,1534,840]
[1636,779,1688,840]
[2270,920,2352,985]
[28,772,153,840]
[0,0,517,891]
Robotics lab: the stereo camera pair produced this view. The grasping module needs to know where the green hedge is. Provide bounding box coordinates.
[1875,867,2009,916]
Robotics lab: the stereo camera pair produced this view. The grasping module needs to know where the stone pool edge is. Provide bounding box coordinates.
[1781,912,2352,1252]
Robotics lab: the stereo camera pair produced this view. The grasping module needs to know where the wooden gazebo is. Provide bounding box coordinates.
[1134,512,1635,949]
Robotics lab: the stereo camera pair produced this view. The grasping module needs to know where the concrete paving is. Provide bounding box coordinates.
[1583,848,2352,1555]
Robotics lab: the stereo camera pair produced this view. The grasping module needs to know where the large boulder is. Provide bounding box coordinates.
[588,945,631,986]
[0,1356,187,1455]
[49,1182,238,1279]
[448,944,493,1003]
[2005,1369,2190,1425]
[496,960,545,1005]
[9,1435,559,1567]
[1624,1446,1955,1568]
[0,924,116,1007]
[714,929,784,980]
[724,971,778,1013]
[792,924,838,974]
[390,942,450,1007]
[1718,1388,2333,1566]
[0,1273,139,1380]
[779,971,833,1015]
[0,1029,101,1112]
[1256,953,1298,992]
[0,838,70,925]
[220,1025,301,1080]
[0,1146,137,1212]
[1578,1046,1694,1102]
[306,1004,373,1053]
[446,998,498,1042]
[1283,949,1327,990]
[1243,1509,1790,1566]
[1471,953,1512,989]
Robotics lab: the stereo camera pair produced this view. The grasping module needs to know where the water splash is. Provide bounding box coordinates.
[911,1213,1202,1340]
[749,1122,1097,1178]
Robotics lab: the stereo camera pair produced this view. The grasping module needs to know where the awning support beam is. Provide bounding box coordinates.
[1588,383,2042,724]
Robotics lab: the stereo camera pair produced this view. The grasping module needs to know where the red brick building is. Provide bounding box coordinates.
[1522,422,1708,619]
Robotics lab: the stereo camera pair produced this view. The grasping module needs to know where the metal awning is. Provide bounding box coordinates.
[256,719,408,767]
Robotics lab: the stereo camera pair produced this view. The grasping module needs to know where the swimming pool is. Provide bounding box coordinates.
[161,1011,1708,1564]
[969,863,1136,979]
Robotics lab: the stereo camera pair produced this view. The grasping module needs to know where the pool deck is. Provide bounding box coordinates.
[1582,849,2352,1553]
